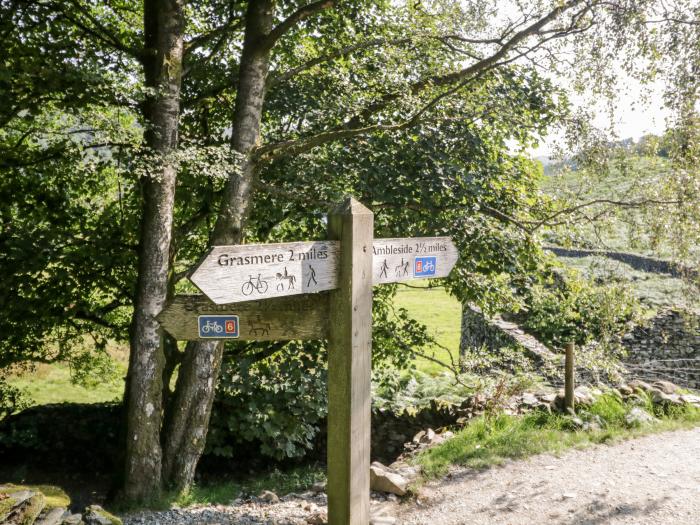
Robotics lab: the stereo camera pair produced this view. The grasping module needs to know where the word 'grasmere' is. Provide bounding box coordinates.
[217,246,330,266]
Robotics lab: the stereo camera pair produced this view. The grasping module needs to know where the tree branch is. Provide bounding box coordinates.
[262,0,334,50]
[258,0,586,159]
[57,0,144,60]
[258,75,487,160]
[341,0,585,130]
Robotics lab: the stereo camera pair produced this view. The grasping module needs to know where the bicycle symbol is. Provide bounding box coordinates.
[241,274,268,296]
[415,256,437,276]
[200,320,223,334]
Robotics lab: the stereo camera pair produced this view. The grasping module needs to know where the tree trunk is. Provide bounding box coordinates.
[124,0,185,502]
[160,0,274,491]
[161,339,223,490]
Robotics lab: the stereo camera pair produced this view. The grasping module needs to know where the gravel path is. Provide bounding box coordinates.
[123,427,700,524]
[391,427,700,525]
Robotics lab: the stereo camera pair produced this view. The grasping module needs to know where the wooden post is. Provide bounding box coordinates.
[564,341,575,411]
[327,197,373,525]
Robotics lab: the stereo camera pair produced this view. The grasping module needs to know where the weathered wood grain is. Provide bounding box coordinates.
[157,294,329,341]
[372,236,459,284]
[189,240,340,304]
[327,197,373,525]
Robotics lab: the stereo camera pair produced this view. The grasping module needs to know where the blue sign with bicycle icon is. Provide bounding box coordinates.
[414,256,436,277]
[198,315,239,338]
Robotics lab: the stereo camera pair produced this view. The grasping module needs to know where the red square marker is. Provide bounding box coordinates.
[225,320,237,333]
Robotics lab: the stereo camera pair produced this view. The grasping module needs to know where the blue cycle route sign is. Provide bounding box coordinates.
[198,315,239,338]
[414,256,437,277]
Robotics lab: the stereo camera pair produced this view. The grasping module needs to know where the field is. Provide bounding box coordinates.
[393,283,462,374]
[541,155,699,310]
[542,156,672,256]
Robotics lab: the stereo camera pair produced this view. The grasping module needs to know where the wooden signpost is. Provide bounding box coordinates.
[158,197,458,525]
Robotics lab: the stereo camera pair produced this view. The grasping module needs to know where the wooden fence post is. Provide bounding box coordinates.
[327,197,373,525]
[564,341,575,411]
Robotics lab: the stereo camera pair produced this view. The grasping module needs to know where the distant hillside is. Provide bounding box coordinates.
[539,155,697,309]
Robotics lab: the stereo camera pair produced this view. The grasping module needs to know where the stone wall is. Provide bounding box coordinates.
[622,309,700,389]
[460,304,700,390]
[546,246,696,279]
[459,305,560,380]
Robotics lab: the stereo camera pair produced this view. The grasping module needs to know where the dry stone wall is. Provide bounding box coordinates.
[459,305,560,380]
[621,309,700,389]
[460,305,700,390]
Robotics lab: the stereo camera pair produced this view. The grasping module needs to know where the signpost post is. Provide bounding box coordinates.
[157,197,458,525]
[327,197,373,525]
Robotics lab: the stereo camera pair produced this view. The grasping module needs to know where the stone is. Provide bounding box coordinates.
[259,490,280,504]
[680,394,700,406]
[84,505,121,525]
[652,390,683,406]
[541,393,557,403]
[568,416,584,430]
[36,507,68,525]
[521,392,539,406]
[369,516,397,524]
[412,430,426,444]
[617,385,633,396]
[652,380,680,394]
[628,380,654,393]
[582,415,605,432]
[306,511,327,524]
[61,513,83,525]
[574,386,595,406]
[419,428,436,444]
[388,462,420,482]
[625,407,656,426]
[369,462,409,496]
[2,490,45,525]
[310,481,326,493]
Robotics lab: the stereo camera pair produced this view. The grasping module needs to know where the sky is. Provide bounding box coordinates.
[532,72,670,157]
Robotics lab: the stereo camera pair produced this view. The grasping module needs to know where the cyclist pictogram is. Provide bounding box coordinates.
[241,273,268,296]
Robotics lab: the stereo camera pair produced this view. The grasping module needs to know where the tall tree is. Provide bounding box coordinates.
[124,0,186,501]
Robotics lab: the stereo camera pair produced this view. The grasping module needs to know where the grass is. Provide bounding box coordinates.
[6,363,124,406]
[393,283,462,375]
[415,392,700,479]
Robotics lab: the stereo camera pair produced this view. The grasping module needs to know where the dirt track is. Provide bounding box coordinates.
[123,427,700,524]
[390,427,700,525]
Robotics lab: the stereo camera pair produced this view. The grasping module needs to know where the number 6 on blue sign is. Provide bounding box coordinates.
[414,256,437,277]
[198,315,239,338]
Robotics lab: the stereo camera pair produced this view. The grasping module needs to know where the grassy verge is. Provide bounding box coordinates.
[416,393,700,479]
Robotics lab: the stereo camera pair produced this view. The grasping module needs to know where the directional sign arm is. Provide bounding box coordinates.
[157,294,330,341]
[371,236,458,284]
